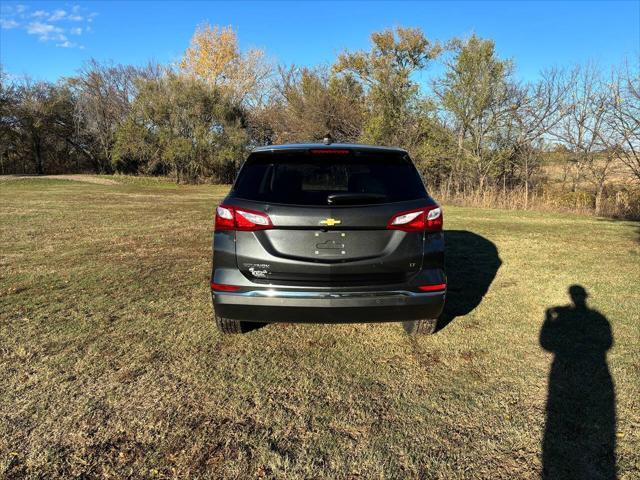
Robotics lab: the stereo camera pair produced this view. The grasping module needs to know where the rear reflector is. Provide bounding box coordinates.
[309,149,350,155]
[418,283,446,292]
[210,282,241,292]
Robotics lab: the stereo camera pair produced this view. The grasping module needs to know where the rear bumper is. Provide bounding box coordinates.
[212,289,445,323]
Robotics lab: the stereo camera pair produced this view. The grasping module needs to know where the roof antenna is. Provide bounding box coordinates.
[323,133,333,145]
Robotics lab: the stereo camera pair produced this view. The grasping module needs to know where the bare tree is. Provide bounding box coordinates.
[504,68,574,206]
[550,64,618,215]
[602,63,640,183]
[68,59,149,172]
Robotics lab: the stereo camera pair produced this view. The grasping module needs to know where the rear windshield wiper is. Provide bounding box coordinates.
[327,193,388,205]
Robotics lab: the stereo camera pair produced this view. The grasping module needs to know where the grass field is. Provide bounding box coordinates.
[1,176,639,479]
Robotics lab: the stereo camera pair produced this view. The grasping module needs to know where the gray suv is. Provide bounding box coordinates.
[211,143,446,334]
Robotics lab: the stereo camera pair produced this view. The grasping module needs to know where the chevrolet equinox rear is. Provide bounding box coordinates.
[210,143,446,334]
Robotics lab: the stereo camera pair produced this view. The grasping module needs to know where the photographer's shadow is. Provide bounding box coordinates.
[438,230,501,330]
[540,285,616,479]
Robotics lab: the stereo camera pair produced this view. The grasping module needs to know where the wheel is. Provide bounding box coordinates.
[215,315,265,334]
[215,315,244,334]
[403,318,438,335]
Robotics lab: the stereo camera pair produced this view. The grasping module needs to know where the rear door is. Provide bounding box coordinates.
[230,148,431,287]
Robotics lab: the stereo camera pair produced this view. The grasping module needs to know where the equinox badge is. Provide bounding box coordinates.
[320,218,341,227]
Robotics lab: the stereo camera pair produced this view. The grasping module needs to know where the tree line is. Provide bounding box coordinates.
[1,25,638,216]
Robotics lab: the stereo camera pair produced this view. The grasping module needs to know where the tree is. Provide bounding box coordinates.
[68,60,156,173]
[334,26,441,145]
[434,35,515,192]
[113,72,248,183]
[551,64,618,214]
[263,66,365,144]
[603,63,640,183]
[0,68,19,174]
[407,110,457,191]
[502,68,573,206]
[180,24,271,109]
[7,79,84,174]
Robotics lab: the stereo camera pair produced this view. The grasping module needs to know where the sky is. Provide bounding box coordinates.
[1,1,638,82]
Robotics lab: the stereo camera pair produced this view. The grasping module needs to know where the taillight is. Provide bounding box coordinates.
[418,283,447,292]
[425,206,443,231]
[210,282,241,292]
[215,206,235,230]
[214,205,273,231]
[387,205,443,232]
[387,208,425,231]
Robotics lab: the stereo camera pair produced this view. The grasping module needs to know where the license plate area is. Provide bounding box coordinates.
[313,231,348,257]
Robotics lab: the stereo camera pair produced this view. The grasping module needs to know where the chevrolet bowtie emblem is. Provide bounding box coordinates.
[320,218,341,227]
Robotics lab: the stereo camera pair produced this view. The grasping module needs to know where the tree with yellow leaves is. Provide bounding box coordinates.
[180,23,271,108]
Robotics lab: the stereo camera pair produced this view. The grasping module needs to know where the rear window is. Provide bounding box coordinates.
[231,150,427,206]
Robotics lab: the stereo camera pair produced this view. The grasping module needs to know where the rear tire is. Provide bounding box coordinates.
[403,318,438,335]
[215,315,244,334]
[215,315,265,334]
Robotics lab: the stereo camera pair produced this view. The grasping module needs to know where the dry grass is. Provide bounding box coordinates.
[432,185,640,220]
[1,176,639,478]
[431,156,640,220]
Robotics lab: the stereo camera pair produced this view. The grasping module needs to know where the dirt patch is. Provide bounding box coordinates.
[0,174,119,186]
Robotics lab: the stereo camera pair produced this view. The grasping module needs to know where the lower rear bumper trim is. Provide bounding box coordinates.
[214,289,444,299]
[212,288,446,323]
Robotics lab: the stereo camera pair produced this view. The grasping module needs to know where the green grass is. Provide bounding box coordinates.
[1,176,638,479]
